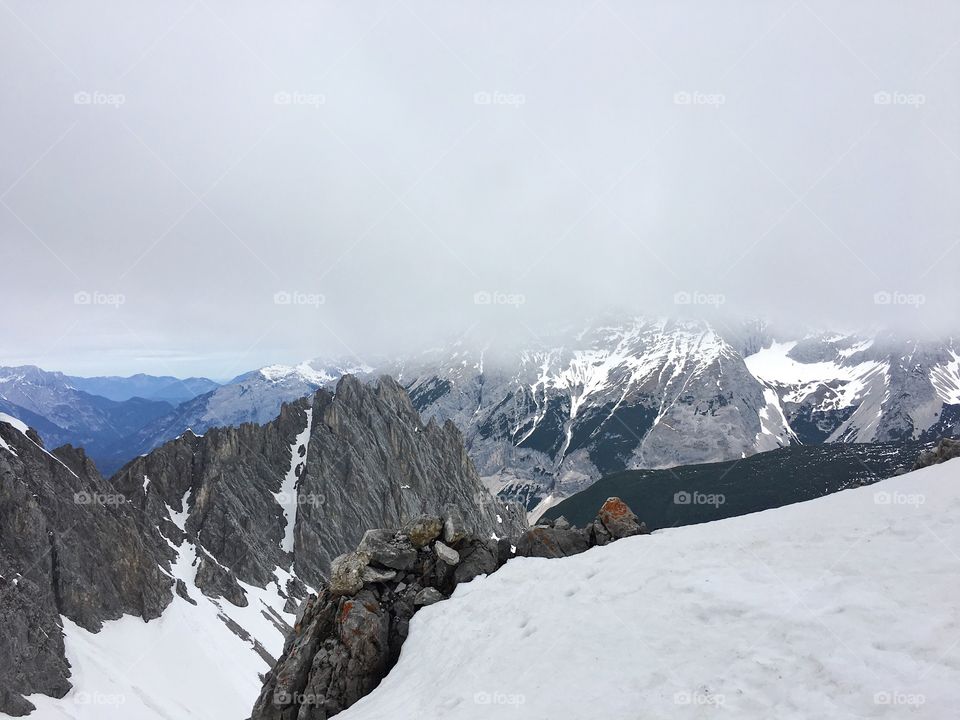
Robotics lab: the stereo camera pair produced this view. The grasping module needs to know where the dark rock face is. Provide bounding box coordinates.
[112,401,311,592]
[913,438,960,469]
[194,550,248,607]
[0,573,70,717]
[251,498,645,720]
[291,376,525,586]
[453,539,499,585]
[112,375,525,593]
[0,422,173,715]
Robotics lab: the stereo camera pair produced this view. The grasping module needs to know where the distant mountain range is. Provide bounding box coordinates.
[2,317,957,507]
[392,319,959,515]
[0,366,178,453]
[65,373,220,404]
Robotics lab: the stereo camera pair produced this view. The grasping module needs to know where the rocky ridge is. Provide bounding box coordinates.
[0,376,524,715]
[913,437,960,470]
[250,497,644,720]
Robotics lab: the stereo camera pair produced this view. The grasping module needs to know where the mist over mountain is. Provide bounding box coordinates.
[2,2,958,377]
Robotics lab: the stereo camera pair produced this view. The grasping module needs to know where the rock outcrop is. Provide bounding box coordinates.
[250,498,645,720]
[913,437,960,470]
[250,508,509,720]
[516,497,648,559]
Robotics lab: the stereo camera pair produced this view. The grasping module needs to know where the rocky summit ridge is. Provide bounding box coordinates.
[250,497,645,720]
[0,375,524,715]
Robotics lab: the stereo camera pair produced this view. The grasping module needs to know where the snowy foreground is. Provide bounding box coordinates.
[14,459,959,720]
[342,460,960,720]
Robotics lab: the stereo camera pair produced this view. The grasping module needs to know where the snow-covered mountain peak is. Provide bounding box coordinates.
[259,362,338,386]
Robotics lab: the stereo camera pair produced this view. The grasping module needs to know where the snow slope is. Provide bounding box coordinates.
[744,340,887,411]
[340,459,960,720]
[744,335,960,445]
[21,550,296,720]
[274,407,314,553]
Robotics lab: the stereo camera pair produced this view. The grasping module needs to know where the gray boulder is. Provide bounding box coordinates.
[404,515,443,548]
[248,499,647,720]
[496,538,514,565]
[515,526,591,559]
[329,552,370,597]
[453,539,500,585]
[433,541,460,566]
[358,529,417,571]
[914,438,960,469]
[0,573,70,717]
[590,519,613,546]
[442,504,468,544]
[175,579,197,606]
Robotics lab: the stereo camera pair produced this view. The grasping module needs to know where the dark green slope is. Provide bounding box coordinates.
[542,441,933,530]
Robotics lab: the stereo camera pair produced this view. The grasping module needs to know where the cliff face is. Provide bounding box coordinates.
[0,377,525,714]
[292,376,524,586]
[112,375,525,590]
[0,421,173,716]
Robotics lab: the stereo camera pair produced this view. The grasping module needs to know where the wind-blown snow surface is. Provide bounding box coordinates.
[341,460,960,720]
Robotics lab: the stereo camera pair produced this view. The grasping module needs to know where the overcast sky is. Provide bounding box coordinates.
[1,0,958,378]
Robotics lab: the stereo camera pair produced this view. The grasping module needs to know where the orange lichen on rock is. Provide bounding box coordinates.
[599,497,634,521]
